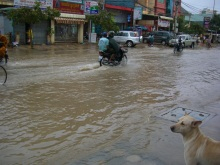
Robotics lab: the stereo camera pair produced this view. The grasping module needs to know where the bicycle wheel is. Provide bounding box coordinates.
[0,66,7,84]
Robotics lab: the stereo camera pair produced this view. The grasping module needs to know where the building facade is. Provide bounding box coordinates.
[0,0,85,44]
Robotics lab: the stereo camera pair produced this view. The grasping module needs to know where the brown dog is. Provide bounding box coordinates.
[170,113,220,165]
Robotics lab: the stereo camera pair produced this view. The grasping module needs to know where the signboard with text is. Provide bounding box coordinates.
[53,0,83,14]
[203,17,211,29]
[158,19,170,27]
[84,1,99,15]
[60,0,82,3]
[14,0,53,8]
[134,6,142,20]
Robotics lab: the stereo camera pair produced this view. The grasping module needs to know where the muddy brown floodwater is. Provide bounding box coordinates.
[0,43,220,165]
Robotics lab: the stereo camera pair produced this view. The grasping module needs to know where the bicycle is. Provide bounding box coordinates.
[0,65,7,85]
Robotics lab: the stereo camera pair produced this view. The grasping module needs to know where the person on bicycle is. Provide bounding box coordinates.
[98,32,109,61]
[107,31,120,62]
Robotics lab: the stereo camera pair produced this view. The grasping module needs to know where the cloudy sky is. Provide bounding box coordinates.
[181,0,220,14]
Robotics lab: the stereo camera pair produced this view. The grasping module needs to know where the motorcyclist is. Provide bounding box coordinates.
[107,31,120,62]
[177,36,182,51]
[98,32,109,61]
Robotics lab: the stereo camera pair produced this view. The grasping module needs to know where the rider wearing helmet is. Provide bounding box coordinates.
[107,31,120,62]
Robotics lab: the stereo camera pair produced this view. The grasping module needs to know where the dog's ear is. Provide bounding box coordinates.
[184,112,189,116]
[191,121,202,127]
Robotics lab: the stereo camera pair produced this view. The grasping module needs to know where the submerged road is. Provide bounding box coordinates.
[0,43,220,165]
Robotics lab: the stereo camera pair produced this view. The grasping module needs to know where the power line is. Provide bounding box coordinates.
[181,1,202,14]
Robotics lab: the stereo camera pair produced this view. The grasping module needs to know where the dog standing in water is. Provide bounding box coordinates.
[170,113,220,165]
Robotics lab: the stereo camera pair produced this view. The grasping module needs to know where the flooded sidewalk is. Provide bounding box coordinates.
[0,43,220,165]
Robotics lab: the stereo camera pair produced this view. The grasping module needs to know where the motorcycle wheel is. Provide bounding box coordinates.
[121,54,128,66]
[173,47,177,54]
[100,57,109,66]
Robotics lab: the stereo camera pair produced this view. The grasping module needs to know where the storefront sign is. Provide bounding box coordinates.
[84,1,99,15]
[53,0,83,14]
[203,17,211,29]
[134,6,142,20]
[158,19,170,27]
[61,0,82,3]
[14,0,52,8]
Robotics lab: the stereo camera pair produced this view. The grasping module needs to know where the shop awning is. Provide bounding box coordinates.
[55,17,85,24]
[142,14,158,20]
[159,16,173,21]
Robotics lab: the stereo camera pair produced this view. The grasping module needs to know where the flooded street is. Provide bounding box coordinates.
[1,43,220,165]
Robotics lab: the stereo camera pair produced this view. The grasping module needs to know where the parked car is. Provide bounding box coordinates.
[169,34,196,48]
[113,31,142,47]
[143,31,174,45]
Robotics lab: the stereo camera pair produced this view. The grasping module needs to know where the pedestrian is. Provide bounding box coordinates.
[203,35,206,44]
[149,34,154,47]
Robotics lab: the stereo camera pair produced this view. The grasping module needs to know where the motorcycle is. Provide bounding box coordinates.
[99,47,128,66]
[173,41,183,54]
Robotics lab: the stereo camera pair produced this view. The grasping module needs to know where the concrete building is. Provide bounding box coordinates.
[0,0,85,44]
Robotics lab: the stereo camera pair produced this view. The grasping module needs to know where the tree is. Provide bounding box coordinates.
[177,15,205,35]
[184,22,205,35]
[6,2,60,48]
[210,14,220,32]
[86,4,119,32]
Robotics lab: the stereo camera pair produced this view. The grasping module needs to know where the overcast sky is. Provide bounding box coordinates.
[181,0,220,14]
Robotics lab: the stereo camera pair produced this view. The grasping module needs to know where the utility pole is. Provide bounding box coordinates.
[174,0,180,34]
[102,0,105,10]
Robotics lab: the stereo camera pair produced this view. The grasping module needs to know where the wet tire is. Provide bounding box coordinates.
[182,43,185,48]
[126,41,133,47]
[121,54,128,66]
[191,43,195,49]
[0,66,7,85]
[173,47,177,54]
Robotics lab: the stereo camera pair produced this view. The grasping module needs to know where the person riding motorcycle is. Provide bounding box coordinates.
[107,31,120,62]
[98,32,109,61]
[177,36,183,51]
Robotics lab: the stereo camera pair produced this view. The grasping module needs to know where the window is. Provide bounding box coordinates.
[158,0,164,3]
[157,32,163,36]
[130,32,138,37]
[122,32,129,37]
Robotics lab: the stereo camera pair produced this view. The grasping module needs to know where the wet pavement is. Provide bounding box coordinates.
[0,43,220,165]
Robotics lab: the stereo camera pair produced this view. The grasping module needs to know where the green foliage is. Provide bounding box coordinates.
[5,1,60,48]
[86,4,119,32]
[6,1,60,25]
[185,23,205,34]
[210,14,220,31]
[178,16,205,34]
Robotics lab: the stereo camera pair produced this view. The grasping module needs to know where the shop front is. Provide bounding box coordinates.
[105,4,133,30]
[54,13,85,43]
[157,16,173,31]
[52,0,85,43]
